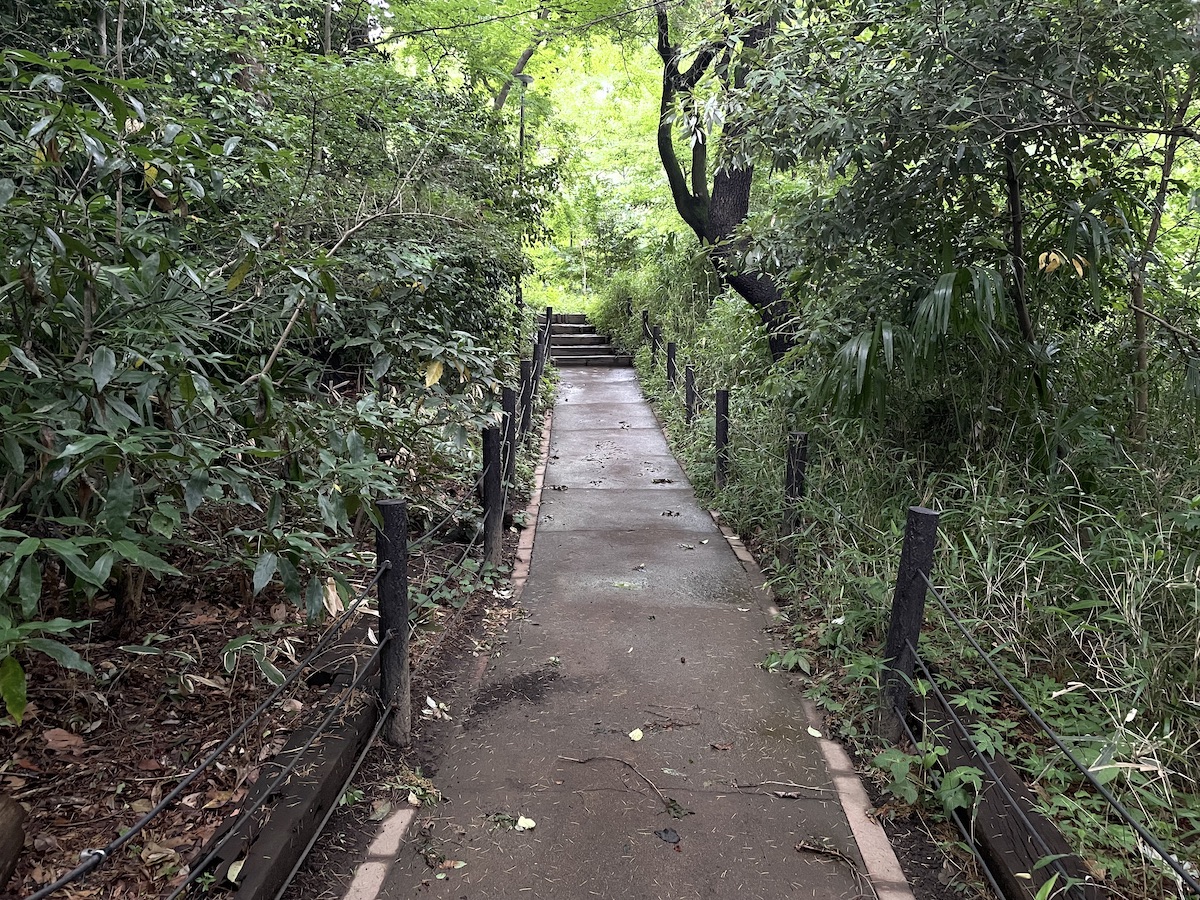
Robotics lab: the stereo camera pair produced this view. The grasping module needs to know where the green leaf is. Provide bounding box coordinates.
[277,556,301,603]
[101,470,135,535]
[3,434,26,472]
[25,638,95,675]
[111,540,182,575]
[58,435,109,458]
[41,540,105,587]
[184,471,209,515]
[0,656,27,723]
[6,345,41,378]
[92,346,117,393]
[253,552,278,595]
[305,576,324,620]
[18,556,42,618]
[0,178,15,208]
[253,649,286,685]
[28,617,94,635]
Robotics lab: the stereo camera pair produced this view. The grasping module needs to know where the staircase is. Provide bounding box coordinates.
[540,312,632,367]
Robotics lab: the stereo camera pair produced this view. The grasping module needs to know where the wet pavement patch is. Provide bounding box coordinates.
[464,664,563,727]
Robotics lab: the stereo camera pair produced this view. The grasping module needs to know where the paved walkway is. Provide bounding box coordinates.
[364,368,911,899]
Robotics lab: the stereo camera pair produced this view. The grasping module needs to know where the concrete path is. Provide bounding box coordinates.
[368,368,910,900]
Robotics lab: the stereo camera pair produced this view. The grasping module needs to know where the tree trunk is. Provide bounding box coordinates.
[653,3,792,361]
[0,794,24,893]
[1130,76,1193,442]
[1003,138,1035,346]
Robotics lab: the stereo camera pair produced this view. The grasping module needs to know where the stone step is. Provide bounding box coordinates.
[551,333,613,347]
[553,354,634,367]
[552,344,620,358]
[537,312,588,326]
[547,322,597,336]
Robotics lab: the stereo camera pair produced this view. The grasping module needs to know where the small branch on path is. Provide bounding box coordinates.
[558,755,668,806]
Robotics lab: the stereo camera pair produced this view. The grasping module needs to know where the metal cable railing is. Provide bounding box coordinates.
[905,640,1084,896]
[920,571,1200,897]
[24,564,390,900]
[165,638,391,898]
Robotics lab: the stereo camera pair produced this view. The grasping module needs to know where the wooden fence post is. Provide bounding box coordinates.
[482,427,503,566]
[715,389,730,489]
[519,358,533,437]
[685,365,696,425]
[651,325,662,367]
[784,432,808,533]
[879,506,940,743]
[375,499,410,746]
[502,386,517,484]
[642,309,650,341]
[666,342,677,387]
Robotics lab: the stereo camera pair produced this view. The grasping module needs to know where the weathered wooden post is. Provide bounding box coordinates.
[531,331,547,391]
[519,358,533,437]
[715,389,730,489]
[375,499,410,746]
[482,427,504,566]
[651,325,662,367]
[502,386,517,484]
[684,366,696,425]
[666,342,677,388]
[642,309,650,341]
[879,506,940,743]
[784,431,808,534]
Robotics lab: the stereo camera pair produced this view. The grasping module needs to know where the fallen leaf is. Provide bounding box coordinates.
[43,728,84,752]
[282,698,303,714]
[438,859,467,870]
[137,758,162,771]
[369,799,392,821]
[807,726,823,738]
[322,577,343,617]
[628,728,643,742]
[140,842,179,866]
[710,742,732,751]
[227,859,244,884]
[515,816,536,831]
[654,827,680,844]
[270,603,289,623]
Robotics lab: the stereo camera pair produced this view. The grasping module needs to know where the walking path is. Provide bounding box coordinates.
[352,368,913,900]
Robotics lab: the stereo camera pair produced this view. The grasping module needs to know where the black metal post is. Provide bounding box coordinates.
[482,427,503,566]
[685,365,696,425]
[666,342,677,388]
[651,325,662,367]
[375,499,410,746]
[715,389,730,489]
[502,386,517,484]
[880,506,940,742]
[519,358,533,437]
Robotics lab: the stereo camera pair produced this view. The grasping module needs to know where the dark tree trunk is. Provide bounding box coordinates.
[653,3,792,362]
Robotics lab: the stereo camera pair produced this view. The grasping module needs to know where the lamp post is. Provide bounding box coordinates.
[515,73,534,310]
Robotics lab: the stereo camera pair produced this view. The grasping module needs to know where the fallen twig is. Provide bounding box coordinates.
[558,755,668,806]
[795,839,876,899]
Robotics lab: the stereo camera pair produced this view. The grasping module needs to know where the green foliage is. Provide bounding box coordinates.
[0,1,549,708]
